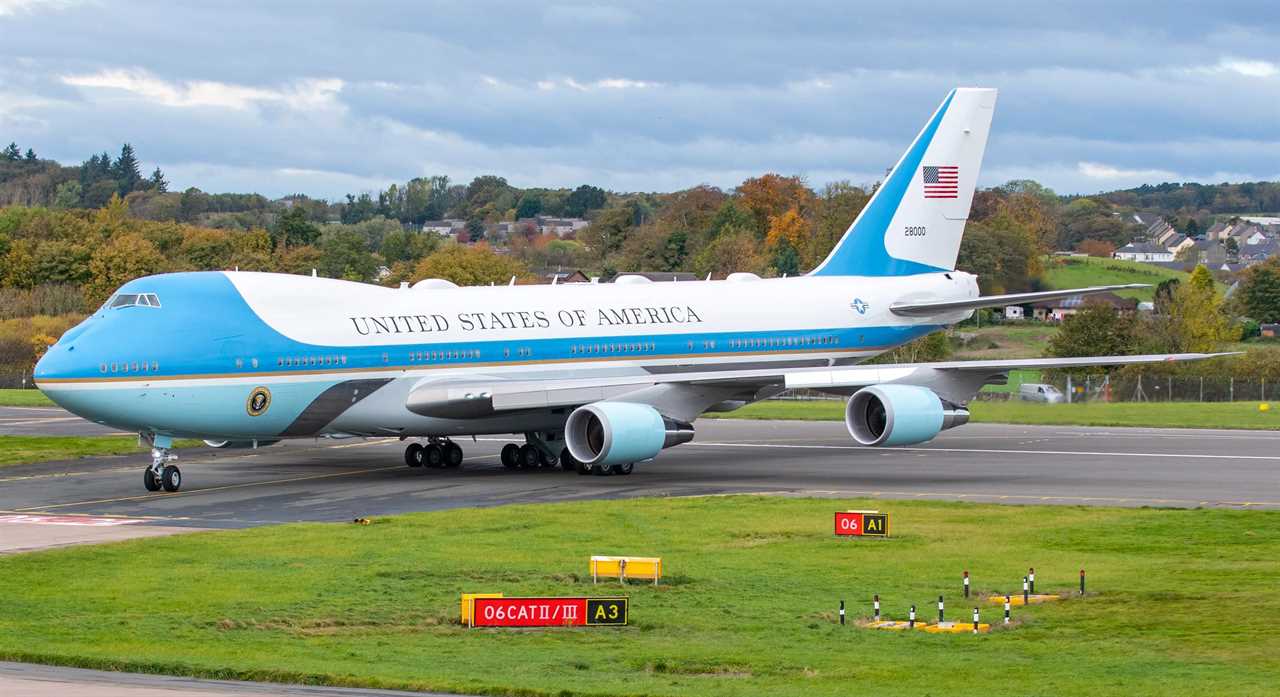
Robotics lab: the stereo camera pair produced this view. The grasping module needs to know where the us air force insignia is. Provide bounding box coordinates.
[851,298,869,315]
[246,386,272,416]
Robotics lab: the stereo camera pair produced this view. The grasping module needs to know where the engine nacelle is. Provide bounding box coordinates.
[565,402,694,466]
[203,439,280,449]
[845,385,969,447]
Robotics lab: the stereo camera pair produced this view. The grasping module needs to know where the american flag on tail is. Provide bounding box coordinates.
[923,165,959,199]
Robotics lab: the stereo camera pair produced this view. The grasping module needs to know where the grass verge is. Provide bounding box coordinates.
[0,435,203,467]
[0,388,53,407]
[0,497,1275,696]
[704,399,1280,429]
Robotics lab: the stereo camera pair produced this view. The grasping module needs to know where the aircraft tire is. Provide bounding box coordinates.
[405,443,424,467]
[500,443,520,469]
[592,464,611,476]
[143,468,161,491]
[444,442,464,468]
[424,444,444,468]
[518,444,540,469]
[616,463,634,476]
[559,448,577,472]
[161,465,182,492]
[575,456,592,475]
[539,448,559,469]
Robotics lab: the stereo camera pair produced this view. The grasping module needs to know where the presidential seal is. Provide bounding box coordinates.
[246,386,272,416]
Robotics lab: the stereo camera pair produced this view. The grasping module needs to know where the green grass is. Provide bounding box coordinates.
[1042,256,1198,301]
[707,399,1280,430]
[0,497,1275,696]
[0,388,53,407]
[0,436,203,467]
[952,325,1055,360]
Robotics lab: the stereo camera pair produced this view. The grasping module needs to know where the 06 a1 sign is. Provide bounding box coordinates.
[834,511,890,537]
[470,597,628,627]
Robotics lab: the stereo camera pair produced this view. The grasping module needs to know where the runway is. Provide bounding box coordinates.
[1,416,1277,537]
[3,411,1279,696]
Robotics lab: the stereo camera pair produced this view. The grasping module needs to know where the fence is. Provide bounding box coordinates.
[0,371,35,390]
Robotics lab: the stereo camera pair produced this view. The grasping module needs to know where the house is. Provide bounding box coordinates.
[1152,224,1181,247]
[1114,241,1174,262]
[1261,323,1280,338]
[422,219,465,235]
[537,217,591,236]
[536,269,590,284]
[1030,293,1138,322]
[1003,305,1025,320]
[1165,234,1196,256]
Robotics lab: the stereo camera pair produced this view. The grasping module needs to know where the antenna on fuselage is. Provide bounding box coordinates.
[508,276,516,286]
[311,268,317,277]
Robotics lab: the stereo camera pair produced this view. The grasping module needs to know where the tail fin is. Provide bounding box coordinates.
[809,87,996,277]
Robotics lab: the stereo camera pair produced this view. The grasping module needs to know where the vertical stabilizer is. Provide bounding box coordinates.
[809,87,996,277]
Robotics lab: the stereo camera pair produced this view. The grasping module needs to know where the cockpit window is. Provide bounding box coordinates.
[107,293,161,309]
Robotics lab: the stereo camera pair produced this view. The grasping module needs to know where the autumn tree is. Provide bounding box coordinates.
[765,207,809,251]
[1145,264,1236,352]
[691,228,764,277]
[736,174,812,237]
[412,244,530,286]
[807,181,868,268]
[1075,239,1115,258]
[86,233,164,306]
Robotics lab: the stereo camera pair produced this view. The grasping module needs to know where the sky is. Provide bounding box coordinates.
[1,0,1278,199]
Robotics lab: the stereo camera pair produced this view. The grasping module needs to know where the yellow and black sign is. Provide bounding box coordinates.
[585,597,628,625]
[246,386,272,416]
[861,513,889,536]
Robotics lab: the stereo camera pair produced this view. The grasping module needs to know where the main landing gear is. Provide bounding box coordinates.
[142,435,181,492]
[404,438,464,470]
[498,432,634,476]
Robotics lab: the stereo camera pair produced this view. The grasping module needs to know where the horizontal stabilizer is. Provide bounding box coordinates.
[889,284,1149,317]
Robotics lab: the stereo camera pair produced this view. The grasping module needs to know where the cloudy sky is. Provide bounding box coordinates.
[1,1,1277,198]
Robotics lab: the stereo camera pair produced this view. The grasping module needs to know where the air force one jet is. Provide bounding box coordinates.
[34,88,1219,492]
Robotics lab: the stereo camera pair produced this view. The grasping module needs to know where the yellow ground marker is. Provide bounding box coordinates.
[986,594,1063,607]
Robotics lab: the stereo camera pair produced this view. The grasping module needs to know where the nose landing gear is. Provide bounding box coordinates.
[142,435,181,492]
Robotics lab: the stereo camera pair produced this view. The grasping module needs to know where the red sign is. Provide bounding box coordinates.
[470,597,627,627]
[834,511,889,537]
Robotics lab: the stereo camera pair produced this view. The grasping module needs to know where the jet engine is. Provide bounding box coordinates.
[844,385,969,447]
[564,402,694,467]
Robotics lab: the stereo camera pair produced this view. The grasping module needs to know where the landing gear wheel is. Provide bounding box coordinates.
[423,444,444,468]
[575,456,593,475]
[443,441,464,468]
[615,462,634,476]
[592,464,610,476]
[405,443,424,467]
[518,444,541,469]
[559,448,578,472]
[500,443,520,469]
[161,465,182,492]
[539,448,559,469]
[143,468,161,491]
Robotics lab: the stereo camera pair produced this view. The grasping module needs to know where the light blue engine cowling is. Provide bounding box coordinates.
[565,401,694,466]
[845,384,969,446]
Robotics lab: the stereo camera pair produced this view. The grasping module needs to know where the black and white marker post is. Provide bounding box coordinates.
[873,594,881,621]
[963,570,970,598]
[1023,576,1030,604]
[1080,568,1086,596]
[1029,567,1036,594]
[1004,595,1011,625]
[937,595,945,623]
[839,600,845,625]
[973,607,980,634]
[909,605,916,629]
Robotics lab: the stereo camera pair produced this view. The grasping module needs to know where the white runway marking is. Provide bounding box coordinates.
[686,440,1280,461]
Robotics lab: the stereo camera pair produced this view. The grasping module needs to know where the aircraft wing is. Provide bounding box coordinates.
[889,284,1149,317]
[405,352,1231,421]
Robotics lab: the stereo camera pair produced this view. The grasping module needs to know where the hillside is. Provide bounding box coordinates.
[1041,256,1192,301]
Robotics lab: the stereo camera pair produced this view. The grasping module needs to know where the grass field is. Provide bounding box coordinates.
[0,388,53,407]
[0,435,203,467]
[0,497,1274,696]
[707,399,1280,430]
[1041,256,1193,301]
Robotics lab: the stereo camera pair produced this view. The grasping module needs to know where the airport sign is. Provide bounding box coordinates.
[469,596,628,627]
[834,510,890,537]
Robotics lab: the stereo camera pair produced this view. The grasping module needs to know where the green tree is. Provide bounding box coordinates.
[1237,257,1280,323]
[564,184,607,217]
[1147,265,1236,352]
[318,229,378,281]
[23,148,36,161]
[515,192,543,219]
[771,238,800,276]
[51,181,83,209]
[2,143,19,161]
[86,233,164,306]
[148,167,168,193]
[871,330,952,364]
[1047,302,1138,366]
[691,227,764,277]
[112,143,143,195]
[412,244,529,286]
[272,206,320,248]
[380,229,436,264]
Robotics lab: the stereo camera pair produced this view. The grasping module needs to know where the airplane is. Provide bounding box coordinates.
[34,87,1221,493]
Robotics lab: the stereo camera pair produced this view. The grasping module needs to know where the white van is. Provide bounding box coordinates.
[1018,383,1065,403]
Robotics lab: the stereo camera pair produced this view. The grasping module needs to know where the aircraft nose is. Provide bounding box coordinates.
[34,342,80,382]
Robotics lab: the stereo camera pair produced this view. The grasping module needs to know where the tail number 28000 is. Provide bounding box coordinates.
[904,226,927,237]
